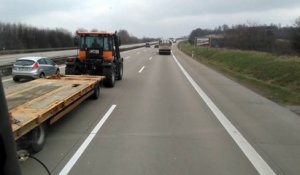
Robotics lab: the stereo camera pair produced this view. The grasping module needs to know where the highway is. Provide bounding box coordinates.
[2,45,300,175]
[0,43,150,66]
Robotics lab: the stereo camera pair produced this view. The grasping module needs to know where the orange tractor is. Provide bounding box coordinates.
[65,31,123,87]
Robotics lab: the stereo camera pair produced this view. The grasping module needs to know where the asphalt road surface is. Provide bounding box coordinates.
[2,45,300,175]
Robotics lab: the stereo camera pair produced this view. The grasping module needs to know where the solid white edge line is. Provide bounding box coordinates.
[59,105,117,175]
[149,57,152,60]
[171,51,276,175]
[125,56,130,59]
[138,66,145,73]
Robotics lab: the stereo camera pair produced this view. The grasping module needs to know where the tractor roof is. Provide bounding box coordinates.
[76,32,115,36]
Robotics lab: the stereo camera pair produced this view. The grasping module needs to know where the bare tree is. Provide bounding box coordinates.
[292,17,300,53]
[0,21,74,50]
[295,17,300,27]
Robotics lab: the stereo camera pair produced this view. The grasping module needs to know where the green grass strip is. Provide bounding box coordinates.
[178,42,300,105]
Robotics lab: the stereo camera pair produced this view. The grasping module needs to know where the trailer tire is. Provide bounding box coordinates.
[29,123,46,153]
[91,83,100,99]
[104,68,115,88]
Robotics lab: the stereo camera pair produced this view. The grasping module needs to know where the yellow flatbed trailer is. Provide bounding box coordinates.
[6,75,104,152]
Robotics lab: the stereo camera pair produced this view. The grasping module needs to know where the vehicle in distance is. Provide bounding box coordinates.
[12,56,60,82]
[65,31,123,87]
[154,44,159,48]
[158,40,172,55]
[145,42,150,47]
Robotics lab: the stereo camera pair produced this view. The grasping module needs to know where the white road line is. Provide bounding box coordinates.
[149,56,152,60]
[59,105,117,175]
[171,52,276,175]
[2,78,12,82]
[125,56,130,59]
[138,66,145,73]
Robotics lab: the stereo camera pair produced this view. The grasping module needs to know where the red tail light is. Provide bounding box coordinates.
[33,63,39,69]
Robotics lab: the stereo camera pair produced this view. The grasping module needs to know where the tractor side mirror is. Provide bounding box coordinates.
[74,37,79,46]
[118,38,122,46]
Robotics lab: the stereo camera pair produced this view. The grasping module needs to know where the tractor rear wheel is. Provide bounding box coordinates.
[65,65,80,75]
[116,63,123,80]
[104,68,115,88]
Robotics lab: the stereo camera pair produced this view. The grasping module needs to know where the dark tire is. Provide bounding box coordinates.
[104,68,115,88]
[13,77,20,82]
[116,63,123,80]
[56,69,60,75]
[91,83,100,99]
[65,65,80,75]
[29,124,47,153]
[39,73,45,78]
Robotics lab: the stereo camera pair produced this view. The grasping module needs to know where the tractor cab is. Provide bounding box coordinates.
[66,31,123,87]
[76,32,117,63]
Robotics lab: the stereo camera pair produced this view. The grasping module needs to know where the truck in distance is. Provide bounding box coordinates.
[158,40,172,55]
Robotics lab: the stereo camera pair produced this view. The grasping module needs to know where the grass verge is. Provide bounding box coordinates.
[178,42,300,106]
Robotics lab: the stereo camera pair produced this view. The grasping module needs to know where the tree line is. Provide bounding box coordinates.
[76,28,158,45]
[0,22,158,50]
[188,17,300,55]
[0,22,74,50]
[118,29,158,44]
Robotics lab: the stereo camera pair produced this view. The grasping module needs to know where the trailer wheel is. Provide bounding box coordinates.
[104,68,115,88]
[29,123,46,153]
[91,83,100,99]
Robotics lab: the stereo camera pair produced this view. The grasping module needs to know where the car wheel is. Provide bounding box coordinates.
[13,77,20,82]
[39,73,45,78]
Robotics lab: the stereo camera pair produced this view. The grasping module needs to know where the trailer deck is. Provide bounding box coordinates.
[6,75,104,140]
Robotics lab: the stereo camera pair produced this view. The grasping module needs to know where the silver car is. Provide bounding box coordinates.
[12,57,60,82]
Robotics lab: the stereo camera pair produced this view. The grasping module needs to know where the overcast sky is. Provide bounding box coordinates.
[1,0,300,38]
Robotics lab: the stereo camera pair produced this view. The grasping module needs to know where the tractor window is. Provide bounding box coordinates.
[80,36,104,50]
[103,37,113,51]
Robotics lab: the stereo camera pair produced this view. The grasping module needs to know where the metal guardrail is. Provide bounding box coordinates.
[0,43,156,76]
[0,47,76,55]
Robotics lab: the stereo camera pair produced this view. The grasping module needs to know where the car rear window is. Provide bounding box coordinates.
[15,60,35,66]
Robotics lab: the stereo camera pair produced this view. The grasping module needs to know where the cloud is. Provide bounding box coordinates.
[1,0,300,37]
